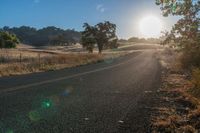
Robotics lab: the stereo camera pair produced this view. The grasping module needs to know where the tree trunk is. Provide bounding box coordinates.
[97,43,103,54]
[89,50,93,53]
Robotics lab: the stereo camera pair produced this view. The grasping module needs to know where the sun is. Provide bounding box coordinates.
[139,16,162,38]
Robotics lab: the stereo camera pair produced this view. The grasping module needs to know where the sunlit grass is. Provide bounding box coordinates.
[0,49,126,77]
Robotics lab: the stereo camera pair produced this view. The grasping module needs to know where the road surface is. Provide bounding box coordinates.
[0,50,161,133]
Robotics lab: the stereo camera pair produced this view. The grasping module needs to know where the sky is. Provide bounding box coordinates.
[0,0,179,39]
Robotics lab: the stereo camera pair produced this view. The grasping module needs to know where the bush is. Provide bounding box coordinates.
[191,68,200,89]
[4,40,16,48]
[190,68,200,98]
[0,31,19,48]
[180,48,200,69]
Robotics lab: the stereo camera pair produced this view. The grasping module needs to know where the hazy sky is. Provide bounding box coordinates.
[0,0,179,38]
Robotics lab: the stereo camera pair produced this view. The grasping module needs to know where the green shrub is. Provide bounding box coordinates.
[0,31,19,48]
[4,40,16,48]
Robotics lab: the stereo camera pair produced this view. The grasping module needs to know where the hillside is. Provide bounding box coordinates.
[1,26,81,46]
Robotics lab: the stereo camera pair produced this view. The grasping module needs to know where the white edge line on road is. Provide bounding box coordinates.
[0,52,143,94]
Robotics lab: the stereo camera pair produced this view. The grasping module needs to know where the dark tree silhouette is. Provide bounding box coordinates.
[81,23,96,53]
[1,26,81,46]
[95,21,118,53]
[81,21,118,53]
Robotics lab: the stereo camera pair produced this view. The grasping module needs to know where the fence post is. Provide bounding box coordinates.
[20,53,22,64]
[38,53,41,65]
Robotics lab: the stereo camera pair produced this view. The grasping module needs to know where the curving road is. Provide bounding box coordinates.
[0,50,161,133]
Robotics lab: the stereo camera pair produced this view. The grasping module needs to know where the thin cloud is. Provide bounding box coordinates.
[96,4,105,13]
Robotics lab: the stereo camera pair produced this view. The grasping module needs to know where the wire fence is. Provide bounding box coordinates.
[0,52,43,64]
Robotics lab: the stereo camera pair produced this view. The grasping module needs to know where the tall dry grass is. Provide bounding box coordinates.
[0,49,126,77]
[0,49,106,76]
[189,68,200,99]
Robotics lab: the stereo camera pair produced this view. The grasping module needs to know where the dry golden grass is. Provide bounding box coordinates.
[157,107,176,116]
[153,119,172,129]
[189,68,200,99]
[156,48,182,72]
[152,103,200,132]
[177,125,198,133]
[0,49,126,77]
[152,50,200,132]
[159,49,200,101]
[152,114,182,133]
[153,78,200,132]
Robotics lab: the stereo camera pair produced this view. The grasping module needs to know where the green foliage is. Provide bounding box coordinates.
[81,21,118,53]
[2,26,81,46]
[94,21,118,53]
[81,36,96,53]
[155,0,199,16]
[156,0,200,68]
[81,23,96,53]
[0,31,19,48]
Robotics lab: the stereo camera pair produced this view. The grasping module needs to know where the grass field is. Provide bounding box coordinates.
[0,43,161,77]
[0,48,126,77]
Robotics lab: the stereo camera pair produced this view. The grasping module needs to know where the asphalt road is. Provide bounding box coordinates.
[0,50,161,133]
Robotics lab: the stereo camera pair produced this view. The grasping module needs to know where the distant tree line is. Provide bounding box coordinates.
[128,37,161,43]
[1,26,81,46]
[81,21,118,53]
[118,37,161,44]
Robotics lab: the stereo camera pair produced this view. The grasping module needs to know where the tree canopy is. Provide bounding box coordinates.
[81,21,118,53]
[156,0,199,48]
[81,23,97,53]
[156,0,200,68]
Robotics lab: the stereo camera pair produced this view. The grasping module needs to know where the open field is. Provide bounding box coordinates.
[0,49,125,77]
[0,43,162,77]
[0,44,127,77]
[18,43,163,54]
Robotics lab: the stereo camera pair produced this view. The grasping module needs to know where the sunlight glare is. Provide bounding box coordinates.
[139,16,162,38]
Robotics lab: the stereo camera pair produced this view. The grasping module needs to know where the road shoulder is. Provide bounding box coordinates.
[150,49,200,132]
